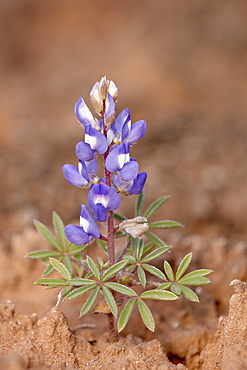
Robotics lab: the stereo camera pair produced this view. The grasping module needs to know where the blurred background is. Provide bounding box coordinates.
[1,0,247,243]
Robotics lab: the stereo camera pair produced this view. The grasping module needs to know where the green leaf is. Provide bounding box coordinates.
[140,289,178,300]
[80,286,100,316]
[42,264,55,277]
[179,285,199,302]
[145,232,167,247]
[34,278,69,286]
[102,260,128,281]
[69,278,95,286]
[144,196,170,220]
[102,286,118,318]
[65,283,97,300]
[136,239,144,262]
[25,250,61,259]
[171,284,182,295]
[178,277,211,286]
[175,253,192,281]
[141,246,170,263]
[52,211,67,250]
[104,282,137,297]
[68,244,88,255]
[179,269,213,279]
[97,239,108,253]
[86,256,100,280]
[64,254,73,276]
[130,237,138,254]
[49,258,71,280]
[34,220,62,251]
[60,285,73,297]
[135,191,144,216]
[143,242,155,256]
[117,298,137,332]
[157,282,172,290]
[142,264,166,280]
[149,220,183,229]
[164,260,174,281]
[114,212,127,222]
[138,299,155,332]
[137,266,146,288]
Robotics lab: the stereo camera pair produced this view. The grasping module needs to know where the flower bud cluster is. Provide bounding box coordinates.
[63,77,147,245]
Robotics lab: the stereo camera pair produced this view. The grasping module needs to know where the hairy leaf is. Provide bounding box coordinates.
[175,253,192,281]
[49,258,71,280]
[142,264,166,280]
[25,250,61,259]
[86,256,100,280]
[140,289,178,300]
[117,298,137,332]
[178,276,211,286]
[102,260,128,281]
[137,266,146,288]
[34,278,69,286]
[144,195,170,220]
[52,211,67,250]
[145,232,167,248]
[179,285,199,302]
[69,278,95,286]
[136,239,144,262]
[138,299,155,332]
[104,282,137,297]
[68,244,88,255]
[34,220,62,251]
[80,286,100,316]
[65,283,97,300]
[135,191,144,216]
[149,220,183,229]
[102,286,118,318]
[164,260,174,281]
[141,246,170,263]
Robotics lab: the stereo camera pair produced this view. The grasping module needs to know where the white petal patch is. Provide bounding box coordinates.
[118,153,129,169]
[94,194,108,207]
[80,216,90,232]
[85,134,97,149]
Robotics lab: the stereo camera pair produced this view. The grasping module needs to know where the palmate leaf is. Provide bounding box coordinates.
[137,266,146,288]
[117,298,137,332]
[179,285,199,302]
[138,299,155,332]
[178,276,211,286]
[135,191,144,216]
[86,256,101,280]
[102,285,118,318]
[145,232,167,247]
[69,278,96,286]
[49,258,71,280]
[164,260,174,281]
[65,283,97,300]
[25,250,61,259]
[140,289,178,301]
[34,220,62,251]
[52,211,67,251]
[179,269,213,280]
[157,282,172,290]
[104,282,137,297]
[102,260,128,282]
[175,253,192,281]
[136,239,144,262]
[80,286,100,317]
[141,245,170,263]
[144,195,170,220]
[34,278,69,287]
[142,264,166,281]
[149,220,183,229]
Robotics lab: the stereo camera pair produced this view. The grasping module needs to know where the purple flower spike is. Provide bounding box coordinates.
[88,183,120,222]
[65,205,100,245]
[105,143,130,173]
[124,120,147,144]
[113,172,147,195]
[63,159,98,187]
[119,158,139,181]
[76,141,95,161]
[74,97,97,127]
[84,125,108,155]
[105,93,116,126]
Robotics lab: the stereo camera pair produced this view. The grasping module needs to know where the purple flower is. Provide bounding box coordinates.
[76,125,108,161]
[107,108,147,144]
[74,97,99,128]
[113,172,147,195]
[65,205,100,245]
[105,143,139,181]
[88,183,120,222]
[62,159,98,187]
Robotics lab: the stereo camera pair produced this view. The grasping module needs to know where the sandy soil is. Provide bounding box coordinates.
[1,1,247,369]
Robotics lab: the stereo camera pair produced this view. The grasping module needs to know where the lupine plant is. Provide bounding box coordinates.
[26,77,212,338]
